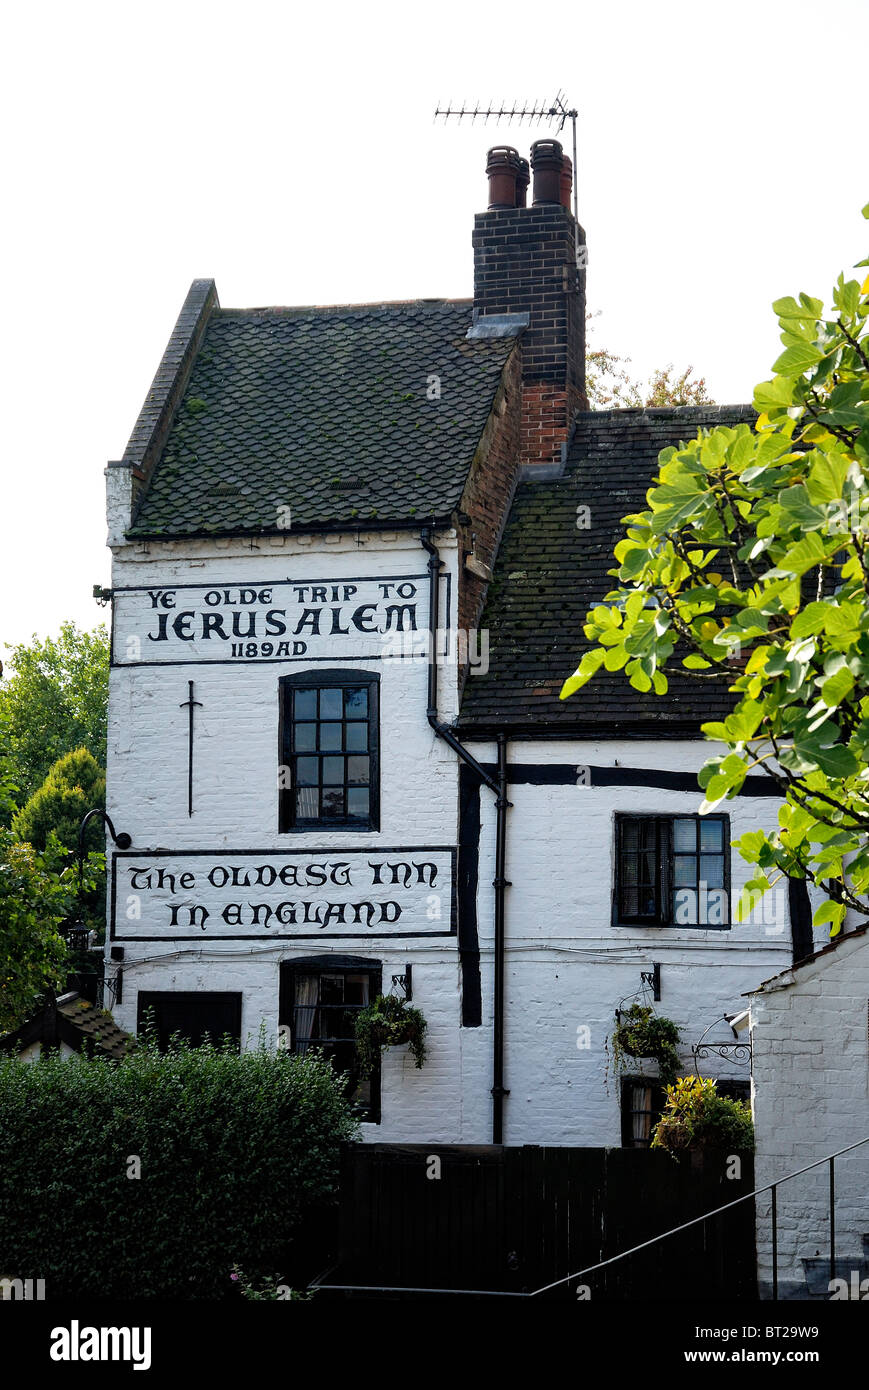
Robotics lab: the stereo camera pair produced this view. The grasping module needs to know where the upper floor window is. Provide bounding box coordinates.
[615,814,729,928]
[279,670,379,832]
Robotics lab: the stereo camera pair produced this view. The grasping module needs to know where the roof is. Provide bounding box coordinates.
[0,992,135,1061]
[747,920,869,995]
[127,299,519,538]
[459,404,757,735]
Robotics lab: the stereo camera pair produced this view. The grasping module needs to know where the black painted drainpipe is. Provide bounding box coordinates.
[419,528,511,1143]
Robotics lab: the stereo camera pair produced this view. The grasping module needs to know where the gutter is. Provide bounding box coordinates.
[419,527,511,1143]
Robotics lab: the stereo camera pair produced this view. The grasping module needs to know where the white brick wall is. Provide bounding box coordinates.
[750,932,869,1298]
[106,529,822,1150]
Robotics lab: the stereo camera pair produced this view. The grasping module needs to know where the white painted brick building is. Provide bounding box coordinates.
[101,142,832,1166]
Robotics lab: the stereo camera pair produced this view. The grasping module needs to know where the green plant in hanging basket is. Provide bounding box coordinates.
[354,994,428,1076]
[610,1004,681,1086]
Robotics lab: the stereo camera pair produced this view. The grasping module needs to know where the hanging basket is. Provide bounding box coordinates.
[354,995,428,1076]
[610,1004,681,1086]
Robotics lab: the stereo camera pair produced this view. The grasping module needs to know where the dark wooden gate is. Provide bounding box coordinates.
[326,1143,755,1299]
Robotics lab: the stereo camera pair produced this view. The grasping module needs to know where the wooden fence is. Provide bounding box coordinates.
[321,1143,756,1300]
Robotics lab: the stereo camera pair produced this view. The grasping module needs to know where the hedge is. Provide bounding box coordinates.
[0,1039,359,1298]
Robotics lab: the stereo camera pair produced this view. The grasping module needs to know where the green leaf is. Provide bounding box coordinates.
[772,342,825,376]
[813,899,846,937]
[790,602,830,638]
[753,377,796,410]
[560,648,605,699]
[819,666,855,708]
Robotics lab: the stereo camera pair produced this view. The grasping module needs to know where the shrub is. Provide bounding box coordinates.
[0,829,72,1033]
[651,1075,754,1161]
[12,748,105,853]
[0,1038,359,1297]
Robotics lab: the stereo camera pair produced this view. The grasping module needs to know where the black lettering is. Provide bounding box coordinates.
[383,604,417,632]
[147,614,169,643]
[352,604,379,632]
[294,609,322,636]
[172,612,195,641]
[231,611,257,639]
[265,609,287,635]
[329,607,350,635]
[202,613,228,640]
[321,903,348,926]
[222,903,243,926]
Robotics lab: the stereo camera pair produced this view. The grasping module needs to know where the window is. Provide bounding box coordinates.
[279,958,381,1122]
[136,992,242,1051]
[279,670,379,832]
[716,1078,750,1105]
[621,1078,666,1147]
[615,814,729,927]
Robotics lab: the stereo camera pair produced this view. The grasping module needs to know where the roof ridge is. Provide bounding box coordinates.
[218,298,473,319]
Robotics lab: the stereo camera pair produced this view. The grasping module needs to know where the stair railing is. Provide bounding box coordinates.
[529,1134,869,1299]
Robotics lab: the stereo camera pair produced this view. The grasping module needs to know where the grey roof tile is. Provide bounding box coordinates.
[460,404,756,734]
[128,300,517,537]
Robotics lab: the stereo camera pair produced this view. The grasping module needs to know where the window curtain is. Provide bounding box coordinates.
[294,975,320,1054]
[630,1083,653,1144]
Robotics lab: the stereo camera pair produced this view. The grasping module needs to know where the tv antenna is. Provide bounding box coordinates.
[434,91,578,221]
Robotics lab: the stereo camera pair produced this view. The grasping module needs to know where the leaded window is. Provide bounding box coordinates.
[279,670,379,831]
[615,815,729,927]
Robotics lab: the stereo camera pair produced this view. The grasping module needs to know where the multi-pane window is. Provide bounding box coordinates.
[279,962,380,1122]
[279,671,379,831]
[615,815,729,927]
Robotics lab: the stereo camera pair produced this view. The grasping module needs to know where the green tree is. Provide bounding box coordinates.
[562,206,869,938]
[0,622,109,811]
[12,748,106,853]
[0,830,73,1034]
[586,312,713,409]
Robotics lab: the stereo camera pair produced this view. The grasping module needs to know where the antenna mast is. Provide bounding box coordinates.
[434,91,579,222]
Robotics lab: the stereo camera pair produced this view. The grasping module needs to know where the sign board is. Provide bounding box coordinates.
[111,848,456,940]
[111,572,449,666]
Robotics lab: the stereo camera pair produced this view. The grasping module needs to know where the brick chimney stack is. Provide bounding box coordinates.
[473,140,587,469]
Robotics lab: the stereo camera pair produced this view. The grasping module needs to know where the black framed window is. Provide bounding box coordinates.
[279,670,379,831]
[621,1077,666,1148]
[615,814,729,927]
[279,958,381,1122]
[136,991,242,1051]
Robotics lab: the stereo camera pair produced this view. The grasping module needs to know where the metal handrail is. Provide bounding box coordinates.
[529,1133,869,1298]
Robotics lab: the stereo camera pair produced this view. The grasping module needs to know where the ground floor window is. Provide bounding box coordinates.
[279,958,381,1122]
[136,991,242,1051]
[621,1076,751,1147]
[621,1077,667,1147]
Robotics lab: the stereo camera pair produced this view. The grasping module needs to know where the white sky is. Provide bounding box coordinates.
[1,0,866,657]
